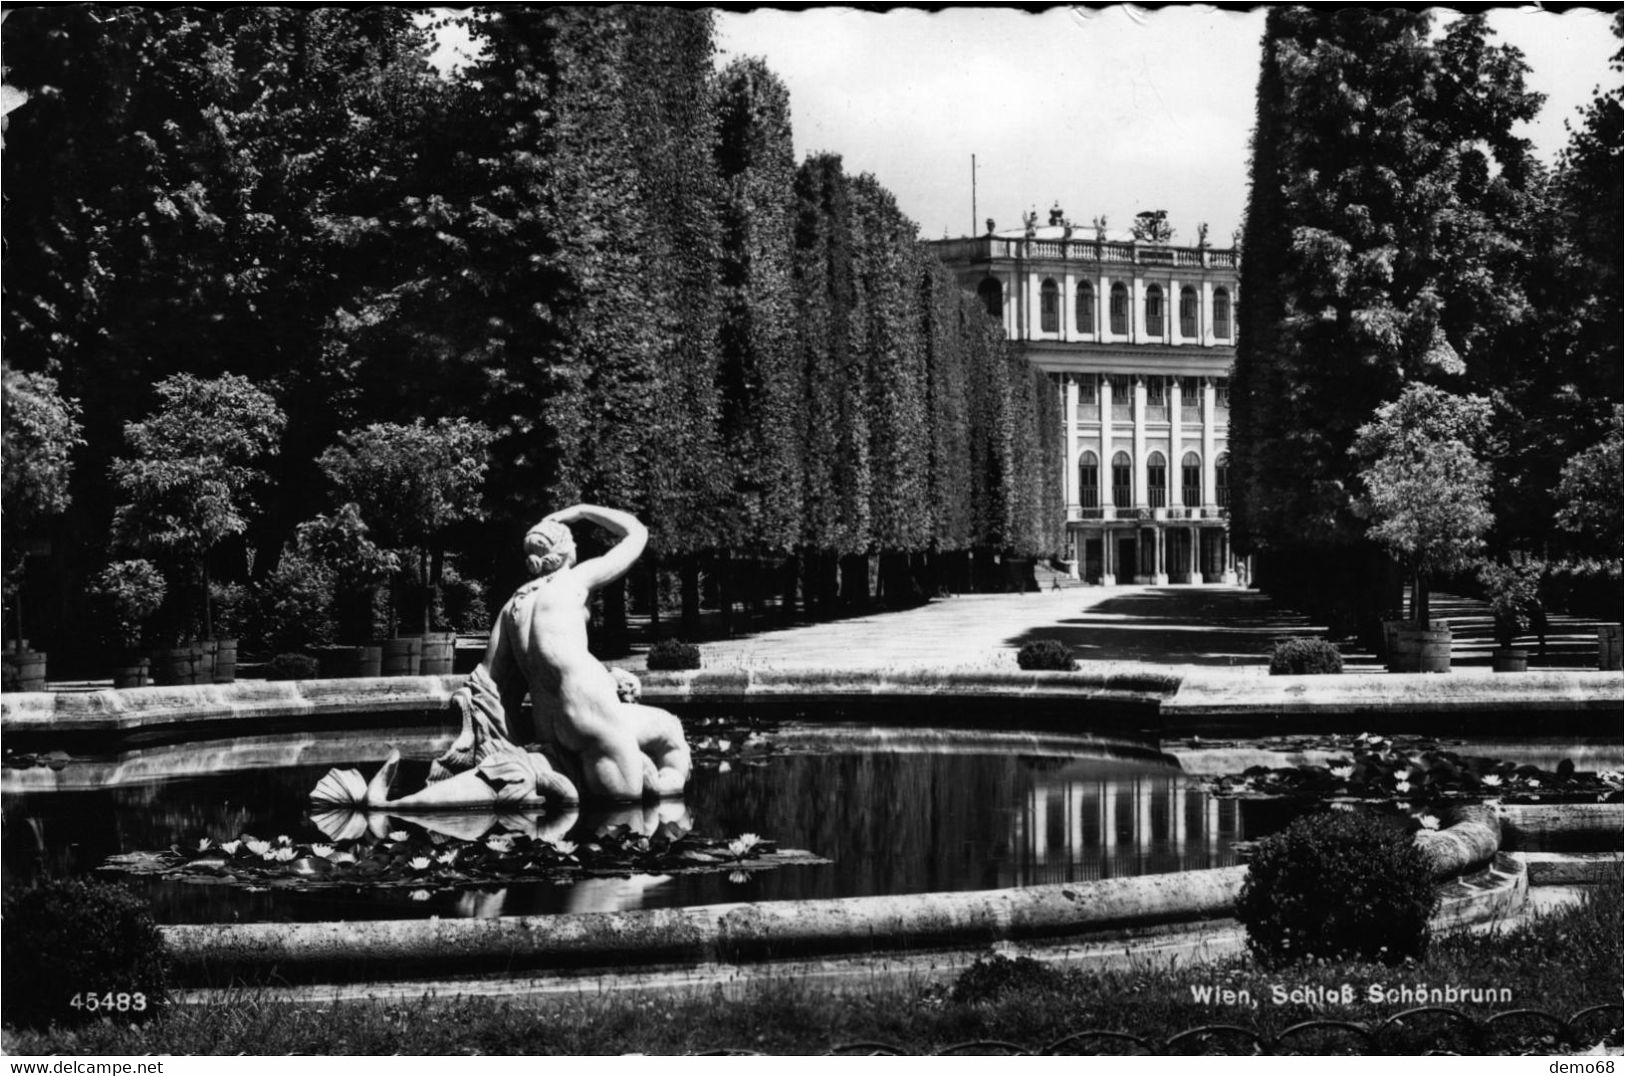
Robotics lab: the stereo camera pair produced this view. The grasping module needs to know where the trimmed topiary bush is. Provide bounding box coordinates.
[2,878,170,1029]
[646,639,701,671]
[1016,638,1077,671]
[1236,809,1438,968]
[266,652,320,680]
[1268,637,1344,675]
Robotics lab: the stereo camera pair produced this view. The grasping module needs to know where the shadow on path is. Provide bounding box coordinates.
[1007,587,1321,667]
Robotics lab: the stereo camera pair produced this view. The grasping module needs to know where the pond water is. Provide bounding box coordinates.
[16,722,1608,926]
[1,723,1296,925]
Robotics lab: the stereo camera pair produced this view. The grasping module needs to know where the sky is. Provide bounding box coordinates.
[713,5,1621,245]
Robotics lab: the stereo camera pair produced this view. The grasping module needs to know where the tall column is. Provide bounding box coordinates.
[1062,271,1075,341]
[1031,786,1048,865]
[1201,280,1215,346]
[1201,378,1218,512]
[1132,275,1145,343]
[1064,376,1079,518]
[1190,525,1200,582]
[1133,377,1148,510]
[1099,376,1114,513]
[1099,271,1113,342]
[1168,378,1183,509]
[1104,780,1119,851]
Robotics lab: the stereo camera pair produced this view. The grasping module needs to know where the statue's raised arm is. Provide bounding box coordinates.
[536,504,647,593]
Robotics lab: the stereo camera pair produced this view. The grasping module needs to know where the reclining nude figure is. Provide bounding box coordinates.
[311,505,691,811]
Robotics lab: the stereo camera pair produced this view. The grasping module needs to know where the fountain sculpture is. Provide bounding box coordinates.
[312,505,692,810]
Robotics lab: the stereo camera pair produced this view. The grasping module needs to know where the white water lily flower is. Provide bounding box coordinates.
[197,837,213,852]
[410,889,431,902]
[1394,780,1412,794]
[274,846,297,862]
[552,840,578,856]
[1330,802,1356,812]
[246,839,271,857]
[409,856,431,871]
[1330,765,1354,780]
[276,834,292,846]
[1481,774,1502,787]
[1393,768,1413,782]
[221,840,242,855]
[389,830,409,843]
[435,850,458,866]
[1526,779,1541,789]
[727,833,762,858]
[1417,815,1440,830]
[310,844,334,858]
[485,835,515,853]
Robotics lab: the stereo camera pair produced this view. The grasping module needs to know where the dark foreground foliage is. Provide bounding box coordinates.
[2,879,170,1030]
[6,875,1617,1055]
[1236,810,1438,967]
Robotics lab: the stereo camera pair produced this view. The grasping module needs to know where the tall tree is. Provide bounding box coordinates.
[1232,9,1543,624]
[714,58,805,614]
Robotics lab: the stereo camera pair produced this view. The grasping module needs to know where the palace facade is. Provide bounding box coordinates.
[929,208,1244,586]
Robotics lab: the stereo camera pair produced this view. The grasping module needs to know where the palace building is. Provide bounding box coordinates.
[929,206,1244,586]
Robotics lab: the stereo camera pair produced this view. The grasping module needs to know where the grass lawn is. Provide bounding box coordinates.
[5,874,1619,1056]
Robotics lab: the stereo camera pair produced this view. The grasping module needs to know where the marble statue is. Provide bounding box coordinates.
[311,505,692,811]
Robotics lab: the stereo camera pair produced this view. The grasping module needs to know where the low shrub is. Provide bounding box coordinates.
[949,954,1068,1004]
[646,639,701,671]
[249,550,335,651]
[1268,637,1344,675]
[1,878,169,1029]
[1016,638,1077,671]
[266,652,319,680]
[1236,809,1437,968]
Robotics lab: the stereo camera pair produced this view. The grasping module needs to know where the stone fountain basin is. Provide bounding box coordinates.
[5,666,1619,987]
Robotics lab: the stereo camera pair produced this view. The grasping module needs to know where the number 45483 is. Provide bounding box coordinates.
[69,992,148,1013]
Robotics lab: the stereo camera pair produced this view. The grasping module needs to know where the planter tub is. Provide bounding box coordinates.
[111,654,150,690]
[378,636,422,677]
[410,631,457,676]
[212,638,238,684]
[1389,623,1451,673]
[150,644,209,687]
[1491,647,1528,673]
[2,642,46,693]
[1599,625,1622,672]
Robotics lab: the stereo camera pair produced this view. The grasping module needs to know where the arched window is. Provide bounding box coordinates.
[1109,283,1128,335]
[977,278,1003,320]
[1040,278,1060,333]
[1145,285,1165,337]
[1078,452,1099,509]
[1214,288,1232,339]
[1182,452,1202,507]
[1216,453,1230,508]
[1147,452,1167,509]
[1111,451,1133,507]
[1180,286,1198,338]
[1075,281,1095,334]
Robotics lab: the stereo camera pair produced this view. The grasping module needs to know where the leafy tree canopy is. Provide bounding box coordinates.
[112,373,285,559]
[2,364,83,529]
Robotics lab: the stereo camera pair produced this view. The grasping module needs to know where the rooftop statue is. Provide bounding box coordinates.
[312,505,692,811]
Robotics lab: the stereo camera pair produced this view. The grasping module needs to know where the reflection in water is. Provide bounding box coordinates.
[3,739,1272,924]
[1013,768,1250,886]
